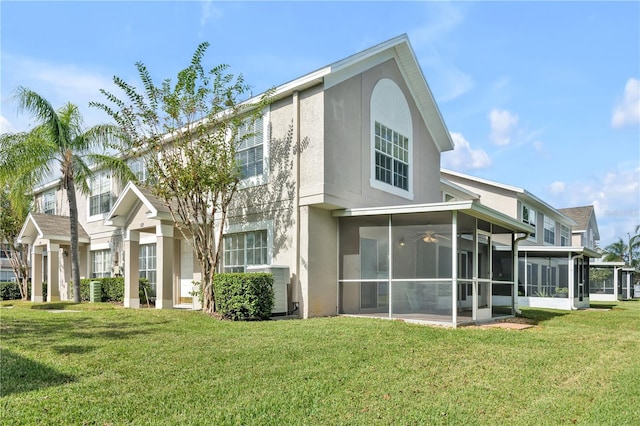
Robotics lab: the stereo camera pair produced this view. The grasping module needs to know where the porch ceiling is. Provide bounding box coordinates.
[18,212,90,246]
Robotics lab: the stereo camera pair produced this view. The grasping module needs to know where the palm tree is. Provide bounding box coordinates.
[603,238,628,263]
[0,87,133,302]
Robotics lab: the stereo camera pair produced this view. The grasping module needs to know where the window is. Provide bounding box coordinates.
[235,115,264,180]
[139,244,157,295]
[374,122,409,191]
[223,230,268,272]
[89,171,111,216]
[91,250,111,278]
[370,78,413,199]
[43,190,56,215]
[543,216,555,245]
[560,225,570,246]
[0,270,16,282]
[0,243,11,259]
[522,205,536,239]
[129,158,148,183]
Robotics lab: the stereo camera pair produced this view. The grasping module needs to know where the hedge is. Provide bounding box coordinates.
[214,272,274,320]
[79,277,151,303]
[0,281,47,301]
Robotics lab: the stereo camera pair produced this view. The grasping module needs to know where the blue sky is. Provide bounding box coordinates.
[1,1,639,247]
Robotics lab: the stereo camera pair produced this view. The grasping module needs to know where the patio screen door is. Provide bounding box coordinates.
[475,231,492,321]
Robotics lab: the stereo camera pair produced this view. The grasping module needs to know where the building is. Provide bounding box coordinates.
[20,34,536,326]
[441,169,601,310]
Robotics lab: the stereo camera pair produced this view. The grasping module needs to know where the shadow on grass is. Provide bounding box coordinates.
[29,302,84,310]
[52,344,96,355]
[517,308,568,324]
[0,348,75,396]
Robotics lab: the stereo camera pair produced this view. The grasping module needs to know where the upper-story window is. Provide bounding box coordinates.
[129,158,148,183]
[374,122,409,191]
[235,114,265,180]
[370,78,413,200]
[43,189,56,215]
[0,243,12,259]
[89,171,111,217]
[522,205,537,240]
[560,225,570,246]
[543,216,555,245]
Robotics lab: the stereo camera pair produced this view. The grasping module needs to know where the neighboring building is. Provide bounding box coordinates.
[589,261,638,301]
[19,34,537,326]
[1,242,16,283]
[558,206,599,250]
[441,169,600,310]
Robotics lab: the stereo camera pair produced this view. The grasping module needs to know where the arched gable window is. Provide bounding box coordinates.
[370,78,413,200]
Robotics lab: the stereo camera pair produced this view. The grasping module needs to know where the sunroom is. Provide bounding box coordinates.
[517,246,599,310]
[334,200,533,327]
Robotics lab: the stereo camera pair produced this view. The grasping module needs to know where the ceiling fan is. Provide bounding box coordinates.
[412,230,450,244]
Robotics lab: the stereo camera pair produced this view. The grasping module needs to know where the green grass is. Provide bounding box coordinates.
[1,300,639,425]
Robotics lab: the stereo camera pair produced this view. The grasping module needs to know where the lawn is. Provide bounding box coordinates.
[1,300,639,425]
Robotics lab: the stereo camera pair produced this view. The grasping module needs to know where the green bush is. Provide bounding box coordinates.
[214,273,274,321]
[0,282,22,300]
[79,277,151,303]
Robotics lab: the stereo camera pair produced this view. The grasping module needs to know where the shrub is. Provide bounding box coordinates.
[0,282,22,300]
[214,273,274,321]
[79,277,151,303]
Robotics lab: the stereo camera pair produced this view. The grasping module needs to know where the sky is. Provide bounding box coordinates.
[1,1,639,248]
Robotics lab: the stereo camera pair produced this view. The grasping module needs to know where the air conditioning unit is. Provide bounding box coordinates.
[246,265,290,315]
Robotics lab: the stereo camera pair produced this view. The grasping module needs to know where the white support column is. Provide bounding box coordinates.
[124,230,140,308]
[31,247,43,302]
[451,212,458,327]
[47,243,60,301]
[155,223,174,309]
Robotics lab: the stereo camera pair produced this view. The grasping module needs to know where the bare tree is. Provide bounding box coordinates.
[92,42,272,313]
[0,189,30,300]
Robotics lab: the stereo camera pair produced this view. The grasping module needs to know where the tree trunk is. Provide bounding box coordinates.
[66,178,82,303]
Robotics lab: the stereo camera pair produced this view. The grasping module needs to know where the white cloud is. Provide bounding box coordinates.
[1,54,114,131]
[612,77,640,128]
[549,181,565,195]
[545,165,640,247]
[0,115,16,133]
[441,132,492,170]
[489,108,519,146]
[199,1,222,32]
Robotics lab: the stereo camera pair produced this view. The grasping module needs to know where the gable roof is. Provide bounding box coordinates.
[105,181,175,227]
[441,169,577,226]
[246,34,455,153]
[18,213,90,245]
[558,205,600,239]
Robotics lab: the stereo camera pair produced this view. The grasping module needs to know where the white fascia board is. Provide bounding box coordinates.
[440,177,480,200]
[519,245,601,258]
[17,213,42,244]
[332,200,534,234]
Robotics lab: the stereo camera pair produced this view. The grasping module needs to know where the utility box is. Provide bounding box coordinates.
[90,281,101,303]
[246,265,290,315]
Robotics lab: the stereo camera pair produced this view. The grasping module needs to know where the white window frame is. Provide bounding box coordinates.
[88,170,112,221]
[139,243,157,295]
[373,121,410,192]
[0,270,16,282]
[43,189,56,215]
[223,229,269,273]
[560,225,570,246]
[222,220,273,272]
[522,204,537,241]
[129,157,148,183]
[369,78,413,200]
[236,108,269,189]
[543,216,555,245]
[91,249,111,278]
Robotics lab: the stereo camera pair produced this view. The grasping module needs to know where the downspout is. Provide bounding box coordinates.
[513,232,530,314]
[292,90,301,317]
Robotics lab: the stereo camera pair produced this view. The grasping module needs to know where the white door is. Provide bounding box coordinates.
[180,241,194,304]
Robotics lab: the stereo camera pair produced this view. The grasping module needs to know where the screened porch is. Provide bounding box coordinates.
[334,201,532,327]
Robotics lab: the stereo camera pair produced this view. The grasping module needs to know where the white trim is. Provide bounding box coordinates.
[237,107,270,189]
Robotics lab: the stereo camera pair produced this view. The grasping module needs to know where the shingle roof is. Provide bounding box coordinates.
[24,213,90,241]
[558,206,594,231]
